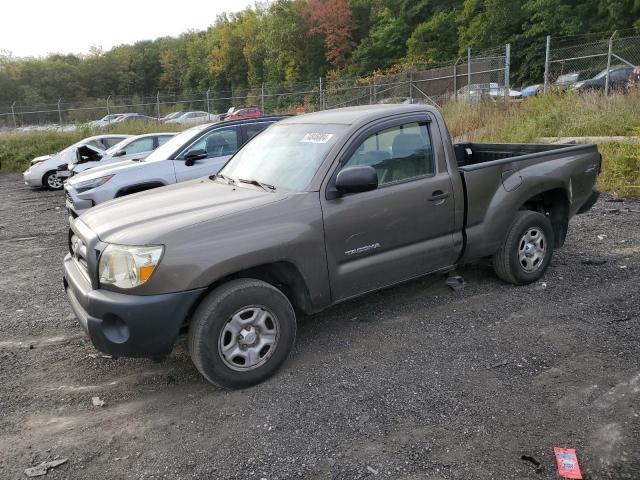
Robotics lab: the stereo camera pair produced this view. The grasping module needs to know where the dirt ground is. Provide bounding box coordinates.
[0,172,638,480]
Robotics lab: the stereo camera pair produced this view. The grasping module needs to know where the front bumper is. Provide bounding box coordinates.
[63,253,205,358]
[23,170,42,187]
[65,186,93,217]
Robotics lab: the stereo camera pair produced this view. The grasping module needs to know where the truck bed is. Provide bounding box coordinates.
[453,142,600,262]
[453,142,585,168]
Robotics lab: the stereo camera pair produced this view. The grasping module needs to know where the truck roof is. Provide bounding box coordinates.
[280,104,436,126]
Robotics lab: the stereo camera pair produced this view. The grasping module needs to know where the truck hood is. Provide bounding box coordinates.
[79,178,288,244]
[67,159,141,183]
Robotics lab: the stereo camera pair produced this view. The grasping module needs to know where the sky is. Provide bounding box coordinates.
[1,0,255,58]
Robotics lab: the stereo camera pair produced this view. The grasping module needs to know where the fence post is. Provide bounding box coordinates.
[543,35,551,93]
[605,31,616,96]
[453,59,458,100]
[156,91,161,120]
[57,98,63,128]
[504,43,511,100]
[409,66,413,102]
[261,84,265,114]
[467,48,472,87]
[319,77,323,110]
[369,80,373,105]
[106,95,111,118]
[206,89,210,116]
[11,101,17,128]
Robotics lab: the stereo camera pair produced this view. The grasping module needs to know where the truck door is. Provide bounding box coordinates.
[174,126,239,182]
[321,117,458,301]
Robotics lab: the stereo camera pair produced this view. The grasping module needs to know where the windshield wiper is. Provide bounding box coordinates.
[238,178,276,191]
[210,172,236,184]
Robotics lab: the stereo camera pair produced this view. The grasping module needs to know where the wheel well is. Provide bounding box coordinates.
[203,262,313,315]
[115,182,165,197]
[520,188,569,248]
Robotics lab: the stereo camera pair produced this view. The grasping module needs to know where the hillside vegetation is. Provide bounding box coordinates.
[1,92,638,197]
[1,0,639,112]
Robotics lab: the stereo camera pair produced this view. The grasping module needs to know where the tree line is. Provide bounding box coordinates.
[1,0,638,108]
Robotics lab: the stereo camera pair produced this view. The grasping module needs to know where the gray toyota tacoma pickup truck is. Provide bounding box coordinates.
[63,105,600,388]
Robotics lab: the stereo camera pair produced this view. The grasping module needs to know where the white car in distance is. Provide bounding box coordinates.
[60,133,176,178]
[23,134,131,190]
[166,111,219,125]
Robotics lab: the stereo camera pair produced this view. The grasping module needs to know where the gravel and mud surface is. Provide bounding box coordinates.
[0,172,638,479]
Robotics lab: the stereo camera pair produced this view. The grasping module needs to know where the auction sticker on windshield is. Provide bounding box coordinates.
[301,133,334,143]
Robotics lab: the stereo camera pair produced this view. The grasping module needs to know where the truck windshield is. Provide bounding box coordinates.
[219,123,342,191]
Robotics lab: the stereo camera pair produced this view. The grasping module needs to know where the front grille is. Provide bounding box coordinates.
[65,190,72,202]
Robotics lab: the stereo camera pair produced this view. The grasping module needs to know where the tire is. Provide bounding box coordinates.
[188,279,296,389]
[492,210,554,285]
[43,170,63,190]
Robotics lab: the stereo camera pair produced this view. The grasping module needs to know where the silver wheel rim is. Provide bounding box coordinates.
[218,306,279,371]
[518,227,546,272]
[47,174,63,189]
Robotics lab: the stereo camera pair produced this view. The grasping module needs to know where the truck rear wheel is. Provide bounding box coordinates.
[492,210,554,285]
[188,279,296,389]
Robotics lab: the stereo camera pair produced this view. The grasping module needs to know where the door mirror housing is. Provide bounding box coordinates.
[184,149,208,166]
[335,165,379,195]
[113,150,126,157]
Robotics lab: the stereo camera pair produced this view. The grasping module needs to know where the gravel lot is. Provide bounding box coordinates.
[0,172,638,480]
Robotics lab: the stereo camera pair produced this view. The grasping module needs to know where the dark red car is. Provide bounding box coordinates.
[226,106,262,121]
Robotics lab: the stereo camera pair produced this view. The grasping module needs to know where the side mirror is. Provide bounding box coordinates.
[335,165,378,194]
[113,150,126,157]
[184,149,208,166]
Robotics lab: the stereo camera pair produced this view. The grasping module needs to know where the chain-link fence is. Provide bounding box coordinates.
[0,46,511,131]
[544,30,640,94]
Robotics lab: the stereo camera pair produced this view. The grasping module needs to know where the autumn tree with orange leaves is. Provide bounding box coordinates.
[306,0,355,68]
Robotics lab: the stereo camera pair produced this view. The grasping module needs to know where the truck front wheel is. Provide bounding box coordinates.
[188,279,296,389]
[492,210,554,285]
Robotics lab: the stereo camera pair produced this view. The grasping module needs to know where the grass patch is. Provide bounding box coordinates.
[597,142,640,198]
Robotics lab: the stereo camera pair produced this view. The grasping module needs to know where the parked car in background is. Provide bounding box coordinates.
[90,114,124,128]
[113,113,158,124]
[62,104,600,388]
[64,116,286,217]
[553,70,597,90]
[23,135,131,190]
[521,84,544,97]
[160,111,185,122]
[226,106,261,121]
[58,133,177,179]
[571,65,635,92]
[166,111,219,125]
[454,83,521,102]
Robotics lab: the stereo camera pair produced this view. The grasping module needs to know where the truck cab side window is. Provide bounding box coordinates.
[342,122,434,185]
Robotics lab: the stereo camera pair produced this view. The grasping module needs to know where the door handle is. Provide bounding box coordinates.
[429,190,449,202]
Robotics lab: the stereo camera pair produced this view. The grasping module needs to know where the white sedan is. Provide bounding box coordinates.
[60,133,176,178]
[22,134,130,190]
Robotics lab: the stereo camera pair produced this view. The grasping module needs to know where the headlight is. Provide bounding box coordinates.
[98,244,164,289]
[74,175,113,193]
